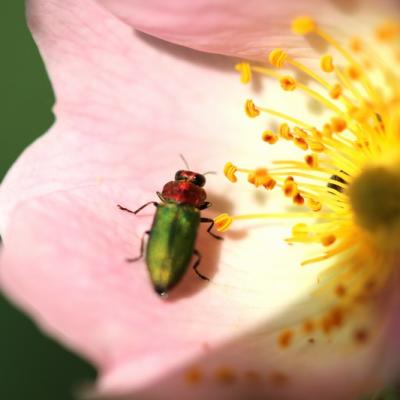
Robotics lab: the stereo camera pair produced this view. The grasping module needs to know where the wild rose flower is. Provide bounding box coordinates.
[1,0,400,399]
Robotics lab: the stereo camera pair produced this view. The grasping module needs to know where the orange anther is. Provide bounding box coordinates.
[269,48,287,68]
[305,154,318,168]
[279,123,293,140]
[321,55,334,73]
[214,214,233,232]
[294,137,309,150]
[329,84,342,99]
[235,62,252,84]
[321,234,336,246]
[307,198,322,211]
[245,99,260,118]
[293,193,305,205]
[278,330,293,348]
[280,76,297,91]
[292,16,316,35]
[224,162,238,182]
[331,117,347,133]
[262,130,279,144]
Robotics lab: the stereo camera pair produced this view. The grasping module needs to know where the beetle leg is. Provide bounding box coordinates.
[126,230,150,263]
[192,249,210,281]
[156,192,167,202]
[118,202,158,215]
[200,217,223,240]
[198,201,211,210]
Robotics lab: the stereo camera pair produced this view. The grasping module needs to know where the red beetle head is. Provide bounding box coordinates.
[174,170,206,187]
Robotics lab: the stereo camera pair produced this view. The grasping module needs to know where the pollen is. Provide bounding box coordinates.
[375,21,400,42]
[235,62,252,84]
[307,198,322,212]
[247,168,273,188]
[269,48,287,68]
[279,123,293,140]
[330,117,347,133]
[321,234,336,247]
[185,366,203,384]
[305,154,318,168]
[347,65,361,80]
[292,16,316,35]
[262,130,279,144]
[321,55,334,73]
[215,367,237,384]
[280,76,297,91]
[245,99,260,118]
[214,213,233,232]
[216,15,400,349]
[349,37,363,52]
[329,84,342,99]
[224,162,238,183]
[278,329,294,348]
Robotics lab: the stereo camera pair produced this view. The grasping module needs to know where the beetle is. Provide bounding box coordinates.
[118,168,222,296]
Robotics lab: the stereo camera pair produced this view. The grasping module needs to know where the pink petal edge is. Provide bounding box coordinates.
[95,0,399,61]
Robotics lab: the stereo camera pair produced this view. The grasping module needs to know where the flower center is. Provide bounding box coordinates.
[349,165,400,232]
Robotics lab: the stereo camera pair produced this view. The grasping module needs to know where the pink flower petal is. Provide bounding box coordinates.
[1,0,399,399]
[95,0,399,60]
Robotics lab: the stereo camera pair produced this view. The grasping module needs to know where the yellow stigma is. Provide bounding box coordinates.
[216,16,400,345]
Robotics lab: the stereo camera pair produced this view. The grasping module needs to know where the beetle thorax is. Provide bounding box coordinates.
[161,181,207,208]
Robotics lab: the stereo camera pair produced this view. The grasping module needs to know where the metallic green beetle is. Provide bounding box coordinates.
[118,169,222,296]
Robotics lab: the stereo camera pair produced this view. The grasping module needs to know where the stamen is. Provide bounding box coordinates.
[321,55,334,73]
[262,130,279,144]
[214,211,337,232]
[291,16,316,35]
[245,99,260,118]
[225,16,400,346]
[280,76,297,91]
[235,62,252,84]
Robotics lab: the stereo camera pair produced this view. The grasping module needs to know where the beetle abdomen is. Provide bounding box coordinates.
[145,203,200,295]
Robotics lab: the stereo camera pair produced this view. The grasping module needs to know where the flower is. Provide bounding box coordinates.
[0,0,399,399]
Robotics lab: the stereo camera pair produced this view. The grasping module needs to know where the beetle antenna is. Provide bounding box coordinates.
[179,154,190,169]
[203,171,217,176]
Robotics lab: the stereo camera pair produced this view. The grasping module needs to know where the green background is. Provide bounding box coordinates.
[0,1,399,399]
[0,2,96,399]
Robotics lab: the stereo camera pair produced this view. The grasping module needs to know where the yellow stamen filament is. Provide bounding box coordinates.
[213,212,338,232]
[255,105,313,129]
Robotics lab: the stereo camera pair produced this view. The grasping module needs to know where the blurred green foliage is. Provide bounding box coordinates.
[0,1,96,399]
